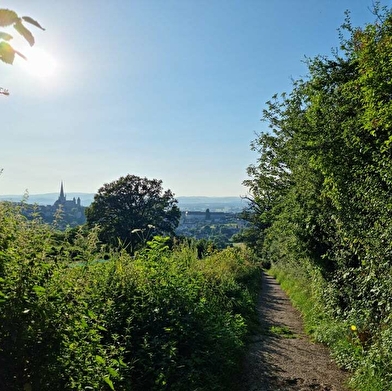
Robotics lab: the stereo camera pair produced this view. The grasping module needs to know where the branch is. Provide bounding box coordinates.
[0,87,9,96]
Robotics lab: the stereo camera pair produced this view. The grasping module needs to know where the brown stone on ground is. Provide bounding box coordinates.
[237,272,349,391]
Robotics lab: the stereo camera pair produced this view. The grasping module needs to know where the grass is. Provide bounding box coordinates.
[266,263,392,391]
[268,325,297,338]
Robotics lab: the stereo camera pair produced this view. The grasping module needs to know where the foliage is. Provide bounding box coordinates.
[243,4,392,389]
[0,202,261,390]
[176,211,245,250]
[85,175,181,253]
[0,8,45,95]
[20,202,86,230]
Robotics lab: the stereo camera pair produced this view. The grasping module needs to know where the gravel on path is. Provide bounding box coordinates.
[237,272,350,391]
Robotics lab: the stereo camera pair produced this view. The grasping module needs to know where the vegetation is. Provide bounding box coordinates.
[0,200,261,390]
[21,203,86,230]
[243,4,392,389]
[7,2,392,390]
[176,210,246,249]
[0,8,45,95]
[85,175,181,253]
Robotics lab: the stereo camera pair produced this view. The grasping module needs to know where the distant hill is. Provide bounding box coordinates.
[0,193,95,207]
[0,194,249,212]
[176,196,248,212]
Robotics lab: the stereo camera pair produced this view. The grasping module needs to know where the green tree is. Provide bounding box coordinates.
[85,174,181,253]
[244,7,392,382]
[0,8,45,95]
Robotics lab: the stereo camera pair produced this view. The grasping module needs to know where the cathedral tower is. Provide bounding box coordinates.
[58,181,66,204]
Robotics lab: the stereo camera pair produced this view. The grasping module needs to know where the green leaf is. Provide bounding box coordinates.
[103,376,115,391]
[22,16,45,31]
[0,31,12,41]
[14,20,34,46]
[33,285,46,295]
[87,310,97,319]
[95,355,105,365]
[80,318,88,329]
[118,358,127,367]
[107,367,119,378]
[0,41,15,64]
[0,291,8,299]
[0,9,18,27]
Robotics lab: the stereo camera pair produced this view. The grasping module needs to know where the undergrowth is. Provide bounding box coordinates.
[0,202,262,390]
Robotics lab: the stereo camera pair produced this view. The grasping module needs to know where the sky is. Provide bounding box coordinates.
[1,0,388,197]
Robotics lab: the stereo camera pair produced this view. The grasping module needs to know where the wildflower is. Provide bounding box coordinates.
[351,325,357,331]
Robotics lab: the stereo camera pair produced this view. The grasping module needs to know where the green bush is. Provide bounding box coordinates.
[0,203,261,390]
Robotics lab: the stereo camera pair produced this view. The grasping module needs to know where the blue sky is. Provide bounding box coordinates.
[1,0,386,197]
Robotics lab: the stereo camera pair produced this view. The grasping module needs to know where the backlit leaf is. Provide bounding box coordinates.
[0,9,18,27]
[14,20,34,46]
[0,32,12,41]
[0,41,15,64]
[22,16,45,31]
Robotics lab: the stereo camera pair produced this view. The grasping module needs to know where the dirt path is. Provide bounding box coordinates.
[238,272,350,391]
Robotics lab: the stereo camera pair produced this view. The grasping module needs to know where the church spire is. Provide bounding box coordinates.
[59,181,66,203]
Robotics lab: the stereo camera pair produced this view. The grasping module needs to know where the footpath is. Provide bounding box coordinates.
[238,272,349,391]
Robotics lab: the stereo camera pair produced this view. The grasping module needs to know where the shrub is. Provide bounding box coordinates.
[0,204,261,390]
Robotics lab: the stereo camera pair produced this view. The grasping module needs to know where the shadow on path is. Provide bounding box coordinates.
[236,272,349,391]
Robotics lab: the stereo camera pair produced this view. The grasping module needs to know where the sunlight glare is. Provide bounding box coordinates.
[21,47,58,79]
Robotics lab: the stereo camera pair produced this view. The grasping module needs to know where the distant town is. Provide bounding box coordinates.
[0,184,250,247]
[0,192,247,213]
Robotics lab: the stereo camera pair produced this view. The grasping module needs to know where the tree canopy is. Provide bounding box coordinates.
[243,5,392,326]
[85,174,181,252]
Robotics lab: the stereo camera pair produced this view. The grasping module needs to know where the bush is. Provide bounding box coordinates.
[0,204,261,390]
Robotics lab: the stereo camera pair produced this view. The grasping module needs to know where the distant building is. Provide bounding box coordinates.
[180,210,232,224]
[20,182,86,229]
[53,181,82,211]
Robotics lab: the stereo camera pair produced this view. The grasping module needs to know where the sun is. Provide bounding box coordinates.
[21,47,58,79]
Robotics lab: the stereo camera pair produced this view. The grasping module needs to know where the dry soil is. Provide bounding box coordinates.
[237,272,350,391]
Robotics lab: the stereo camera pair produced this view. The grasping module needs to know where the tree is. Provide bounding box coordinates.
[0,8,45,95]
[85,174,181,252]
[244,4,392,333]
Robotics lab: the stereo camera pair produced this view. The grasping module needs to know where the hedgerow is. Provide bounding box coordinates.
[243,4,392,389]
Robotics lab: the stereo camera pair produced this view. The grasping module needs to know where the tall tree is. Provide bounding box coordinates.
[85,174,181,252]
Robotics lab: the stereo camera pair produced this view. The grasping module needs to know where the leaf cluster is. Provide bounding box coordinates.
[0,8,44,96]
[0,8,44,65]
